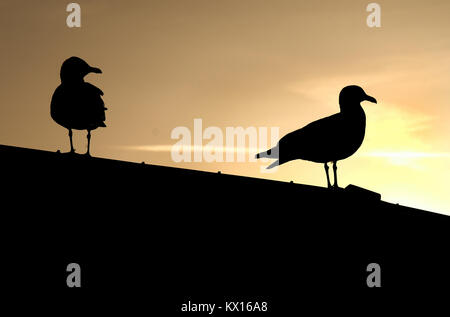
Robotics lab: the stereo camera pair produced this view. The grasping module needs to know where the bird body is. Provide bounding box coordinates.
[256,85,376,188]
[51,82,106,131]
[277,105,366,164]
[50,57,106,155]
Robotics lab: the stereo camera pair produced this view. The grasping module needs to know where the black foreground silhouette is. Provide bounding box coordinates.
[256,85,376,188]
[1,144,449,314]
[50,56,107,156]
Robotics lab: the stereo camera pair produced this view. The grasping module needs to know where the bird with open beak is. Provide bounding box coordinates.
[256,85,377,188]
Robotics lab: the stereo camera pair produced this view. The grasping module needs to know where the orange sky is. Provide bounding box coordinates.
[1,0,449,214]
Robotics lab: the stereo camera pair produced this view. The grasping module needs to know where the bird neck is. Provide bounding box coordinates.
[340,102,364,116]
[61,77,85,84]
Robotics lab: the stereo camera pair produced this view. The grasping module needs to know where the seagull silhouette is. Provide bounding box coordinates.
[50,56,107,155]
[256,85,377,188]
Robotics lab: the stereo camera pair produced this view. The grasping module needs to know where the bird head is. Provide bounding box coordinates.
[339,85,377,112]
[60,56,102,83]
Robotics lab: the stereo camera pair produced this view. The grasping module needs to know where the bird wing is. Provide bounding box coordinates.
[278,113,343,164]
[81,83,106,123]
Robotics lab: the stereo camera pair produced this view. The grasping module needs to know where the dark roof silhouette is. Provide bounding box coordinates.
[256,85,377,188]
[50,56,107,155]
[1,144,449,313]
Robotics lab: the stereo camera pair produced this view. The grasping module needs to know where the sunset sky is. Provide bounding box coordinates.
[1,0,450,214]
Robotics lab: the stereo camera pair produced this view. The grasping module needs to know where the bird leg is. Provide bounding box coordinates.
[86,130,91,156]
[324,163,332,188]
[68,129,75,153]
[333,161,338,188]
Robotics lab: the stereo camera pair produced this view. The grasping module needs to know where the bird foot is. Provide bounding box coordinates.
[84,152,91,157]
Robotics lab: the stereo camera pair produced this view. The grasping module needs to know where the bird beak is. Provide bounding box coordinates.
[364,94,377,104]
[89,67,102,74]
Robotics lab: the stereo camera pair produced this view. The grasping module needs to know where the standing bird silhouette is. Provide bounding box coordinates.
[50,56,107,156]
[256,85,377,188]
